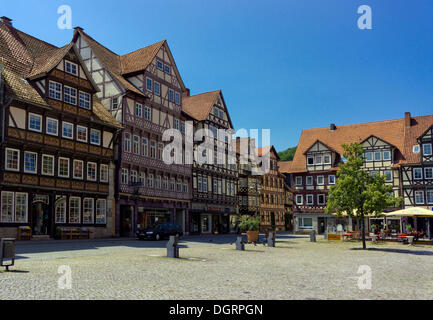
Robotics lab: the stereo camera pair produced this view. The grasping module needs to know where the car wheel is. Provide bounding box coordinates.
[155,233,161,241]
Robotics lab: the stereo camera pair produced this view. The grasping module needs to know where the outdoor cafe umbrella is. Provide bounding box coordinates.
[384,207,433,238]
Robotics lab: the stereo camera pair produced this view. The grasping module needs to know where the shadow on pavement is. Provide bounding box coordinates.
[350,247,433,256]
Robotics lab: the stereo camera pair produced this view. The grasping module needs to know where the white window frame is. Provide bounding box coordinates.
[365,152,373,162]
[424,167,433,180]
[65,60,78,76]
[427,190,433,205]
[79,91,91,110]
[328,175,336,185]
[306,194,314,205]
[142,138,148,156]
[49,80,62,100]
[76,125,88,143]
[1,191,14,222]
[133,135,140,155]
[124,133,131,153]
[73,159,84,180]
[307,156,314,165]
[87,162,97,181]
[41,154,55,176]
[130,170,138,183]
[144,106,151,121]
[121,168,129,185]
[24,151,38,174]
[96,199,107,224]
[295,177,303,186]
[15,193,28,223]
[83,198,94,224]
[135,103,143,118]
[413,168,423,180]
[175,92,181,105]
[317,194,326,205]
[383,150,391,161]
[100,164,109,183]
[146,77,153,92]
[64,85,77,105]
[374,151,382,161]
[384,170,393,182]
[46,117,59,136]
[317,176,324,185]
[414,190,425,205]
[28,113,42,132]
[314,155,322,165]
[423,143,432,156]
[90,129,101,145]
[306,176,313,186]
[154,81,161,96]
[62,122,74,140]
[169,89,174,102]
[5,148,20,172]
[69,197,81,224]
[58,157,70,178]
[55,196,67,224]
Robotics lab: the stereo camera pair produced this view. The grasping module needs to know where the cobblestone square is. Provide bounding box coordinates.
[1,234,432,300]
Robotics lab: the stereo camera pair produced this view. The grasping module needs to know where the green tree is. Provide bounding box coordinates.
[278,147,297,161]
[325,143,403,249]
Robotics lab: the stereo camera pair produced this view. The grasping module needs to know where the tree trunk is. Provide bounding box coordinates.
[360,212,366,250]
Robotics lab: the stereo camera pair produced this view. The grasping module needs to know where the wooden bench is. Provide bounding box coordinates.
[60,228,91,240]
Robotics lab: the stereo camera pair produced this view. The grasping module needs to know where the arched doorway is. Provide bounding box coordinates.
[32,196,51,236]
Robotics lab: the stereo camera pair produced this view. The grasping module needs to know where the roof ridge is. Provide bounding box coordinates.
[185,90,221,98]
[120,39,166,58]
[13,27,58,50]
[303,117,404,131]
[78,29,121,58]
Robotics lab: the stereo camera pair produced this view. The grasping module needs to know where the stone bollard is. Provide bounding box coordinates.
[310,230,316,242]
[267,232,275,247]
[167,235,179,258]
[235,236,245,251]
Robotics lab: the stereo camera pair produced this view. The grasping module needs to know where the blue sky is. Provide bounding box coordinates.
[3,0,433,151]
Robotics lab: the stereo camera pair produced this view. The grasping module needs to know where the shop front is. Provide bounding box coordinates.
[189,203,237,235]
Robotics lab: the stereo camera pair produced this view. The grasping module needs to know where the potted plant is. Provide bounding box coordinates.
[54,227,62,240]
[370,224,377,233]
[238,216,260,242]
[405,224,412,234]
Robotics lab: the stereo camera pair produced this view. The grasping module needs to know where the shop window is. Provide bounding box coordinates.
[83,198,94,224]
[55,196,66,224]
[96,199,107,224]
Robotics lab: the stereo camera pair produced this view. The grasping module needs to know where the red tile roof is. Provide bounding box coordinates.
[182,90,221,121]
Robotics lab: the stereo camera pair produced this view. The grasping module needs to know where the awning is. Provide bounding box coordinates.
[384,207,433,217]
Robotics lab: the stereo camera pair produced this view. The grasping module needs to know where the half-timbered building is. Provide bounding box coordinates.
[72,28,192,236]
[0,17,121,239]
[256,146,286,232]
[182,90,238,234]
[287,112,433,235]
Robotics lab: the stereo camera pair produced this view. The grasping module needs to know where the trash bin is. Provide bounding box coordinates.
[1,238,16,271]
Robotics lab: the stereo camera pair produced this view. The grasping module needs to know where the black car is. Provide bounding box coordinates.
[136,223,183,240]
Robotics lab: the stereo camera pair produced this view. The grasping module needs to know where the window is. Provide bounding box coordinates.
[328,175,336,185]
[58,158,70,178]
[24,152,37,173]
[146,78,153,92]
[76,126,88,142]
[175,92,181,105]
[96,199,106,224]
[42,155,54,176]
[100,164,109,183]
[183,180,189,193]
[365,152,373,162]
[73,160,84,179]
[170,178,175,191]
[181,121,185,134]
[164,64,171,74]
[46,118,58,136]
[79,91,91,109]
[306,156,314,165]
[69,197,81,224]
[142,138,148,156]
[383,150,391,161]
[315,155,322,165]
[150,141,156,158]
[28,113,42,132]
[87,162,97,181]
[427,191,433,204]
[413,168,423,180]
[306,194,314,205]
[1,191,14,222]
[156,60,163,70]
[65,60,78,75]
[144,106,151,121]
[148,174,154,188]
[90,129,101,145]
[324,154,331,164]
[413,145,420,154]
[415,191,424,204]
[299,217,313,228]
[135,103,143,117]
[177,179,182,192]
[130,170,138,183]
[64,86,77,105]
[155,176,162,189]
[423,143,432,156]
[317,176,324,185]
[5,148,19,171]
[306,176,313,186]
[112,97,119,110]
[158,143,163,160]
[295,177,303,186]
[49,81,62,100]
[317,194,326,205]
[169,89,174,102]
[154,82,160,95]
[374,151,382,161]
[62,122,73,139]
[55,196,66,224]
[163,176,168,190]
[140,172,146,187]
[124,133,131,152]
[83,198,94,224]
[384,170,393,182]
[202,176,208,193]
[14,193,27,223]
[121,168,129,184]
[174,119,180,130]
[425,167,433,180]
[133,135,140,154]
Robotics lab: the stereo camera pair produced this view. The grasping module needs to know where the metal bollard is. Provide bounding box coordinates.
[235,236,245,251]
[167,235,179,258]
[310,230,316,242]
[267,232,275,247]
[1,238,16,271]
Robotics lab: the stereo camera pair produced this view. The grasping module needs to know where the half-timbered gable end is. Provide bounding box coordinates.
[304,140,335,171]
[0,17,121,239]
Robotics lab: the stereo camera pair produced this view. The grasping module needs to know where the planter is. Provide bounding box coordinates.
[246,230,259,243]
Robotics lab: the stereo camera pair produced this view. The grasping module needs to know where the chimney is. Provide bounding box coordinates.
[330,123,336,131]
[1,16,12,27]
[405,112,411,128]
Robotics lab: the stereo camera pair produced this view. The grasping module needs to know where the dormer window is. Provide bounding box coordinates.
[65,60,78,76]
[413,145,420,154]
[49,81,62,100]
[315,155,322,165]
[64,86,77,105]
[324,154,331,164]
[79,91,91,109]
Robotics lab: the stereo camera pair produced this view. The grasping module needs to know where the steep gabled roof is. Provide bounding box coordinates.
[255,145,280,160]
[120,40,165,75]
[0,19,121,129]
[278,161,293,174]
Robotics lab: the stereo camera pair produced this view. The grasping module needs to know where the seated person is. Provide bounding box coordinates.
[419,229,425,239]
